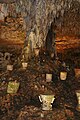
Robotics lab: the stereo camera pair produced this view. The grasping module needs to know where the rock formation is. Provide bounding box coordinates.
[0,0,80,64]
[0,0,75,48]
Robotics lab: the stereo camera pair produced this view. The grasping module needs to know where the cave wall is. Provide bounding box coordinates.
[0,16,25,45]
[56,0,80,52]
[0,0,73,49]
[0,0,80,66]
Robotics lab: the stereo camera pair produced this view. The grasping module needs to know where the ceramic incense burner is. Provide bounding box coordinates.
[39,94,55,110]
[22,62,28,69]
[76,90,80,111]
[60,71,67,80]
[7,65,13,71]
[7,81,20,94]
[74,68,80,78]
[46,74,52,82]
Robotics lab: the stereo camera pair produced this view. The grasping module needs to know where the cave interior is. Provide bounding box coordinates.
[0,0,80,120]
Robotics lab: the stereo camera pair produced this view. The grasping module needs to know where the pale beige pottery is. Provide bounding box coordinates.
[60,72,67,80]
[39,94,55,110]
[7,65,13,71]
[22,62,28,69]
[76,90,80,111]
[46,74,52,82]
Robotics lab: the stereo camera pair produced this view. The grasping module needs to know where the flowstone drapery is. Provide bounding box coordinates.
[0,0,74,48]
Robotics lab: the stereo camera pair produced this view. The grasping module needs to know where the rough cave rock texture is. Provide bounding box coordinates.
[0,0,76,49]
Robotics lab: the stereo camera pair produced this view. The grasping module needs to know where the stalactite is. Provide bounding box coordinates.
[0,0,80,55]
[0,0,16,4]
[15,0,74,49]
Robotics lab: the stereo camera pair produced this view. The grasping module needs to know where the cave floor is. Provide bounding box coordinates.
[0,56,80,120]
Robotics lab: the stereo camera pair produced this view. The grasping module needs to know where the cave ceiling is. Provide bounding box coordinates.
[0,0,80,53]
[56,0,80,52]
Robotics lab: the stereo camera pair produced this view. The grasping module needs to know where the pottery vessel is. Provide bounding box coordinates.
[39,94,55,110]
[60,72,67,80]
[76,90,80,111]
[22,62,28,69]
[7,81,20,94]
[46,74,52,82]
[7,65,13,71]
[74,68,80,78]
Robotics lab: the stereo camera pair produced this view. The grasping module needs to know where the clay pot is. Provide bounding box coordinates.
[46,74,52,82]
[60,72,67,80]
[39,94,55,110]
[7,81,20,94]
[74,68,80,78]
[76,90,80,111]
[22,62,28,69]
[7,65,13,71]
